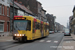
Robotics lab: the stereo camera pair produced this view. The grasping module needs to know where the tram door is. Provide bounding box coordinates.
[41,24,43,37]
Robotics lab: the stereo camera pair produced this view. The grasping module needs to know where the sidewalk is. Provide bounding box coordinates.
[0,35,13,42]
[62,34,75,50]
[71,34,75,40]
[0,32,11,37]
[0,32,13,42]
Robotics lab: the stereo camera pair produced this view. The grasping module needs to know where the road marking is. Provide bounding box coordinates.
[54,41,58,43]
[66,41,71,43]
[39,40,45,42]
[46,40,51,42]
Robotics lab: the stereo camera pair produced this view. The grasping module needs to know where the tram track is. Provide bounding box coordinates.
[0,40,34,50]
[2,43,22,50]
[0,41,26,50]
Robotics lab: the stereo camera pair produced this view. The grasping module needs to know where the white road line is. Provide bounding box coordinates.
[39,40,45,42]
[54,41,58,43]
[46,40,51,42]
[66,41,71,43]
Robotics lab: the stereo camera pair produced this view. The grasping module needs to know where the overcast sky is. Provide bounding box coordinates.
[37,0,75,27]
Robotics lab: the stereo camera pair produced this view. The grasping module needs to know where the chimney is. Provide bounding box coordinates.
[19,2,22,5]
[22,4,24,6]
[14,0,18,2]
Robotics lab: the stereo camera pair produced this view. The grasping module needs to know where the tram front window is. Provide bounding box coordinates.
[14,20,31,30]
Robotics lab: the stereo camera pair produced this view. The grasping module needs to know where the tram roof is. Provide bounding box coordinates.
[14,16,46,23]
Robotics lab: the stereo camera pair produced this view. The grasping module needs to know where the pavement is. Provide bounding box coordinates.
[0,33,64,50]
[0,32,10,37]
[0,32,13,42]
[71,34,75,40]
[0,35,13,42]
[62,34,75,50]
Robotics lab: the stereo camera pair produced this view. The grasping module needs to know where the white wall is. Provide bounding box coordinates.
[18,10,24,16]
[0,0,10,7]
[18,10,32,16]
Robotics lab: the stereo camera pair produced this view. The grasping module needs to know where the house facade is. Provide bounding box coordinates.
[37,1,42,20]
[14,0,47,22]
[10,0,33,33]
[41,8,47,22]
[69,6,75,34]
[46,14,55,31]
[16,0,37,16]
[0,0,10,36]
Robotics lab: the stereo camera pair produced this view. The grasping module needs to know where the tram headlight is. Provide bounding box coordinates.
[17,34,19,36]
[14,34,25,36]
[20,34,21,36]
[22,34,24,36]
[14,34,16,36]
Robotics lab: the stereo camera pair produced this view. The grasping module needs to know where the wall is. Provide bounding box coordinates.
[0,0,10,7]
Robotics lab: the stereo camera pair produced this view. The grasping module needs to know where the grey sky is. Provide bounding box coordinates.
[38,0,75,27]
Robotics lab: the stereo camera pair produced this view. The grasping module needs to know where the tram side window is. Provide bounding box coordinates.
[38,23,40,29]
[26,21,31,31]
[35,22,40,29]
[33,22,35,33]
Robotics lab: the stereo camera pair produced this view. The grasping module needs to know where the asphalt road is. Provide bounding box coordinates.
[0,33,64,50]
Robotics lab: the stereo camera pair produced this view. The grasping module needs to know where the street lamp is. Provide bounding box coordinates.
[13,0,14,18]
[12,0,14,31]
[10,0,14,34]
[10,0,14,32]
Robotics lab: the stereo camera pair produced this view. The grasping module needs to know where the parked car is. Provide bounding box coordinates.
[64,31,71,36]
[49,31,54,34]
[64,28,71,36]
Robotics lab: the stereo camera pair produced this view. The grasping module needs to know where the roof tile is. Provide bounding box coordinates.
[14,2,33,15]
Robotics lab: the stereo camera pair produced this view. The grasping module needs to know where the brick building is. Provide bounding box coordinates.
[38,1,42,19]
[14,0,47,21]
[10,0,34,32]
[69,6,75,34]
[46,14,55,31]
[41,8,47,21]
[55,22,65,32]
[0,0,10,36]
[16,0,38,16]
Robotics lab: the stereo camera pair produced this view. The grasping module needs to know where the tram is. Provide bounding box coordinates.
[13,16,49,41]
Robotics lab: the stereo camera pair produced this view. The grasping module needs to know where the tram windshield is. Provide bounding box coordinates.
[14,20,31,30]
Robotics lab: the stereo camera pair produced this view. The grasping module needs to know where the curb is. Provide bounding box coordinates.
[57,36,64,50]
[0,33,13,37]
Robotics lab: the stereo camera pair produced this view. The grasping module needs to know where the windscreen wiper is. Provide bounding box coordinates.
[16,25,20,31]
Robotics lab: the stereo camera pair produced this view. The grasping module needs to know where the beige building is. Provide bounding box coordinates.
[41,8,47,22]
[69,6,75,35]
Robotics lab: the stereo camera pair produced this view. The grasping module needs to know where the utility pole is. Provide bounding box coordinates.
[12,0,14,31]
[10,0,14,33]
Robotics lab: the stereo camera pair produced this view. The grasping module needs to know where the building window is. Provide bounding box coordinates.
[7,7,9,16]
[0,4,2,15]
[14,8,17,15]
[35,22,40,29]
[0,23,4,32]
[3,5,4,15]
